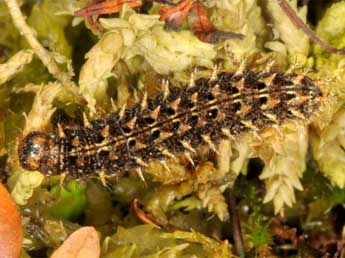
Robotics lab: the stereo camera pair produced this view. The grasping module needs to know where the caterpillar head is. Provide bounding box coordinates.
[18,131,58,174]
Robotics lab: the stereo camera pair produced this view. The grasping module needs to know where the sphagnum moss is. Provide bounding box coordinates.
[1,0,345,257]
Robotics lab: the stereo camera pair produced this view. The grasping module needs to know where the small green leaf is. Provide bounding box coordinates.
[47,180,87,221]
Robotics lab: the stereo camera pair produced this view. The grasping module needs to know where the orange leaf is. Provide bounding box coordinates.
[189,1,214,34]
[189,1,244,43]
[159,0,194,30]
[0,183,22,258]
[50,227,100,258]
[75,0,142,16]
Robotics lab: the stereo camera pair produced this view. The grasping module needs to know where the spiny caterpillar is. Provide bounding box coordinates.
[18,70,322,178]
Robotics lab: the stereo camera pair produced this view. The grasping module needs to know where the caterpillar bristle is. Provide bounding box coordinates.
[57,123,66,138]
[210,64,219,81]
[262,73,277,86]
[140,91,148,111]
[162,149,177,161]
[159,159,171,172]
[201,134,219,154]
[188,68,197,88]
[150,106,161,121]
[184,151,195,167]
[180,140,196,154]
[101,125,110,138]
[134,157,149,168]
[263,60,275,73]
[119,103,127,119]
[169,98,181,112]
[110,98,118,111]
[126,117,137,130]
[162,80,170,100]
[135,167,146,183]
[83,113,91,128]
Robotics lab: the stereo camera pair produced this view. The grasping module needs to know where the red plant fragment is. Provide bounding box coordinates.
[271,218,301,246]
[159,0,244,43]
[75,0,142,17]
[188,0,213,34]
[0,183,22,258]
[86,15,101,31]
[256,245,275,258]
[159,0,194,30]
[75,0,244,44]
[188,1,244,43]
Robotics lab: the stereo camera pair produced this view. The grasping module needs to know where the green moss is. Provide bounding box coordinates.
[314,2,345,69]
[27,0,73,58]
[249,223,272,248]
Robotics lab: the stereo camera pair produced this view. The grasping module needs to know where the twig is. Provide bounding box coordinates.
[3,0,76,85]
[228,188,245,258]
[278,0,345,55]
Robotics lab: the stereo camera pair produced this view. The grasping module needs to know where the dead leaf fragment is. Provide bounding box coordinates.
[159,0,194,30]
[50,227,100,258]
[188,1,244,43]
[0,183,22,258]
[159,0,244,43]
[75,0,142,16]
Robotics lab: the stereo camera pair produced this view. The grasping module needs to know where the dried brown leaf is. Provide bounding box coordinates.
[0,183,22,258]
[50,227,100,258]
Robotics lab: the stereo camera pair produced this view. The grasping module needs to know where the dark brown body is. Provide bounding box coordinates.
[18,71,322,178]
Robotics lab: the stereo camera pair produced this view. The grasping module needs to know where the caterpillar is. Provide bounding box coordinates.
[18,70,322,178]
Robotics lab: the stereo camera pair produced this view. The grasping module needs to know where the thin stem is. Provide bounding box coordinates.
[278,0,345,55]
[228,188,245,258]
[4,0,76,85]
